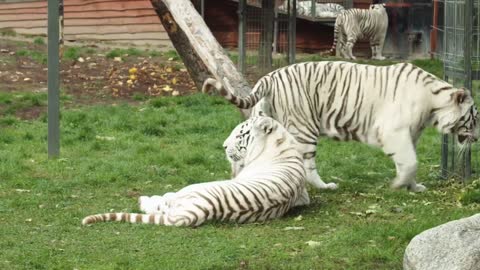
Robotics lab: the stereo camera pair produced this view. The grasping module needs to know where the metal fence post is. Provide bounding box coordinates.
[464,0,473,179]
[288,0,296,64]
[238,0,246,74]
[48,0,60,158]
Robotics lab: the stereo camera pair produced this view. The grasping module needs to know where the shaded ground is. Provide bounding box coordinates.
[0,38,196,119]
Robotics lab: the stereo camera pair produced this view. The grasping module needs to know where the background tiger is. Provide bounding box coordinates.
[82,116,309,227]
[203,61,479,193]
[330,4,388,60]
[295,1,345,18]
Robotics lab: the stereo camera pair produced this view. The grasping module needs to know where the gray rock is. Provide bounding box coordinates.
[404,214,480,270]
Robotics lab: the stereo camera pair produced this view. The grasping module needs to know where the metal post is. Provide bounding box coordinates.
[259,0,274,74]
[464,0,473,179]
[273,4,278,54]
[441,74,450,179]
[238,0,246,74]
[345,0,353,9]
[201,0,205,18]
[48,0,60,157]
[288,0,296,64]
[441,134,449,179]
[430,0,439,59]
[310,0,315,17]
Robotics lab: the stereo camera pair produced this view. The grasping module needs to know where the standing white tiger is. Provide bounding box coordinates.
[82,116,308,227]
[331,4,388,60]
[203,61,479,192]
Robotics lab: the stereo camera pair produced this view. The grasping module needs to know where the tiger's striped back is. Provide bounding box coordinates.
[203,61,478,192]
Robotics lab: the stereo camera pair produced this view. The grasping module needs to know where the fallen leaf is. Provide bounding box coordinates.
[162,85,173,92]
[305,240,321,247]
[283,226,305,231]
[95,135,115,141]
[129,67,138,75]
[172,90,180,96]
[294,215,303,221]
[113,57,122,62]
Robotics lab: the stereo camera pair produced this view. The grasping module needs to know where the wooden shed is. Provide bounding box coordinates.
[0,0,172,47]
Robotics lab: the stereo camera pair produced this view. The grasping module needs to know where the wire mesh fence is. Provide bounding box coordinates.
[237,0,293,83]
[236,0,351,83]
[432,0,480,180]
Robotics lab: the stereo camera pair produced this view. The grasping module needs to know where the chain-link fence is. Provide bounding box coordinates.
[432,0,480,180]
[236,0,294,83]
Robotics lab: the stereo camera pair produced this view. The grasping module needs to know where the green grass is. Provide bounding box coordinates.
[63,47,82,61]
[1,60,479,269]
[16,49,47,65]
[164,49,180,61]
[0,92,47,116]
[0,28,16,37]
[106,48,144,59]
[33,37,45,46]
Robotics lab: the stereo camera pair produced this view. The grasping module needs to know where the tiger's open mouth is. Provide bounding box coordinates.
[457,132,476,144]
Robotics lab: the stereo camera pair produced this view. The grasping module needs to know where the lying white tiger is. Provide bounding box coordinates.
[203,61,479,193]
[82,116,308,227]
[330,4,388,60]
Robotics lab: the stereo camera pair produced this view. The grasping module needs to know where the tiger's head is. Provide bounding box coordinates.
[369,3,386,11]
[223,116,295,178]
[436,88,479,144]
[452,90,479,144]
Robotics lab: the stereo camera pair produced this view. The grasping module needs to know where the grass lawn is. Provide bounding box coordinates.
[1,52,479,269]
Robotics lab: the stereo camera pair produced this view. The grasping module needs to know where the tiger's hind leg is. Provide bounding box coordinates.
[301,144,338,190]
[370,38,386,60]
[294,188,311,207]
[382,131,426,192]
[345,38,357,60]
[139,193,175,214]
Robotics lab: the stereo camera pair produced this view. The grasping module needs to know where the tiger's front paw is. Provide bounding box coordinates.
[324,182,338,190]
[408,183,427,193]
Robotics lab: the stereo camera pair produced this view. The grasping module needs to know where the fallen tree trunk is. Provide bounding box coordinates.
[151,0,252,117]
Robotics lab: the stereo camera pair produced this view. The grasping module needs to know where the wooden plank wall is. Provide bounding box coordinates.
[0,0,172,48]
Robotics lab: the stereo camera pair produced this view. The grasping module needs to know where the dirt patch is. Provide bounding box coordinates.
[0,39,197,119]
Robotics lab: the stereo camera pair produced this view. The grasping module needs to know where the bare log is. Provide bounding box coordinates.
[151,0,251,117]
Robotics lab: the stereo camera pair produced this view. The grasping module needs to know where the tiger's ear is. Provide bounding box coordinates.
[255,117,275,135]
[451,89,466,104]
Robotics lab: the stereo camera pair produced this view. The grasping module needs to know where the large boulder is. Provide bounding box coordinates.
[404,214,480,270]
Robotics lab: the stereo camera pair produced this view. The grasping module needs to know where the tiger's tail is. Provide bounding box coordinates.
[82,213,167,226]
[202,76,272,109]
